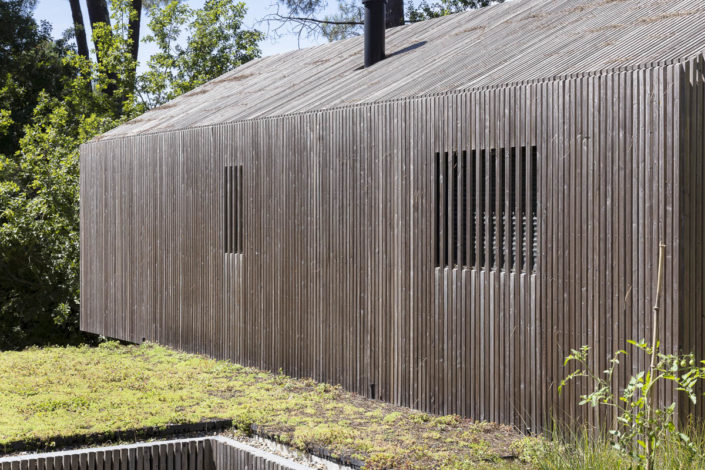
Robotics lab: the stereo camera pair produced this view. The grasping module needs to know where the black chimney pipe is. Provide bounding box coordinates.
[362,0,386,67]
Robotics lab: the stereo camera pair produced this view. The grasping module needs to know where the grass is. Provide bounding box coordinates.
[5,342,702,469]
[0,342,525,469]
[512,423,705,470]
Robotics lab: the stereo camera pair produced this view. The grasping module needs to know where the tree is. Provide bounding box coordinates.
[68,0,89,59]
[84,0,111,58]
[0,0,75,156]
[0,0,137,350]
[0,0,262,349]
[129,0,143,63]
[67,0,144,91]
[387,0,404,27]
[137,0,263,109]
[267,0,503,42]
[406,0,503,22]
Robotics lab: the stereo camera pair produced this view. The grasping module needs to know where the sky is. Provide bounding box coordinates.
[33,0,338,68]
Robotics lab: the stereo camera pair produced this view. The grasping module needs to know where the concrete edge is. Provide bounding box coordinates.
[0,436,315,470]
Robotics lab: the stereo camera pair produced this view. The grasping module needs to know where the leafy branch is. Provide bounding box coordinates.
[560,243,705,469]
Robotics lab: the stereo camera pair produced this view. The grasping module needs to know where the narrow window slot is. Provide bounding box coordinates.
[519,147,529,269]
[509,147,517,270]
[469,150,476,269]
[451,151,459,267]
[442,152,449,268]
[497,148,505,270]
[530,146,538,271]
[460,150,468,268]
[479,149,486,269]
[224,165,244,255]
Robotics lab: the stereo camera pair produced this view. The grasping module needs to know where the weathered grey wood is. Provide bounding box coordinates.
[90,0,705,143]
[79,0,705,428]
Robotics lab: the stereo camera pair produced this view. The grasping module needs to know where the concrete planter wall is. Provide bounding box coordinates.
[0,437,313,470]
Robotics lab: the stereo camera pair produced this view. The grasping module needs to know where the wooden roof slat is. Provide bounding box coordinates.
[98,0,705,140]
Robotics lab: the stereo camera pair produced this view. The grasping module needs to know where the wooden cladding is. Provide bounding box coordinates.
[680,55,705,422]
[434,146,537,272]
[224,166,243,254]
[80,56,699,429]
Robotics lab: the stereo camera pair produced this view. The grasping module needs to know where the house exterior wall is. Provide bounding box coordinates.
[681,54,705,422]
[80,59,686,429]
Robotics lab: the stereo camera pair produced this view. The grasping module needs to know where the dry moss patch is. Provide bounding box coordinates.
[0,342,525,469]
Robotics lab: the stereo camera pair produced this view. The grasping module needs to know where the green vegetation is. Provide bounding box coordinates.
[4,342,704,469]
[513,424,705,470]
[0,0,75,157]
[0,0,261,350]
[270,0,505,42]
[0,342,523,469]
[559,343,705,469]
[558,245,705,470]
[405,0,503,22]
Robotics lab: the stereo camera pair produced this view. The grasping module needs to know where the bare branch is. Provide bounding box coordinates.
[258,2,362,44]
[272,13,361,26]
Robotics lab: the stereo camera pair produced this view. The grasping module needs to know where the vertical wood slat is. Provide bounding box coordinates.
[80,56,697,428]
[0,438,312,470]
[680,54,705,422]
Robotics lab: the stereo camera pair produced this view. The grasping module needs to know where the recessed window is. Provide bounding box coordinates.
[224,165,243,254]
[434,146,537,272]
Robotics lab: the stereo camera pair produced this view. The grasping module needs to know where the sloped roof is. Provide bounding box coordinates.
[100,0,705,140]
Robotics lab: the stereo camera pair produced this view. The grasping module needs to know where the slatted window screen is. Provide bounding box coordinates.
[434,146,537,272]
[224,165,243,254]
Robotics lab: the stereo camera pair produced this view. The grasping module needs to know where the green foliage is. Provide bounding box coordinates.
[0,0,75,156]
[274,0,504,42]
[89,0,142,117]
[0,111,12,136]
[512,423,705,470]
[0,93,115,349]
[278,0,321,16]
[559,342,705,468]
[406,0,505,22]
[0,343,522,468]
[319,1,363,42]
[137,0,262,109]
[0,0,261,349]
[0,0,138,350]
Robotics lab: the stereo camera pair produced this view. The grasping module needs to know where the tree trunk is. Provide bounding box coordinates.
[85,0,111,57]
[130,0,142,63]
[386,0,404,28]
[68,0,89,59]
[85,0,117,100]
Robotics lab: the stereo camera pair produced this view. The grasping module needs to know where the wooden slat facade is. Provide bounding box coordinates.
[681,54,705,422]
[81,52,704,428]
